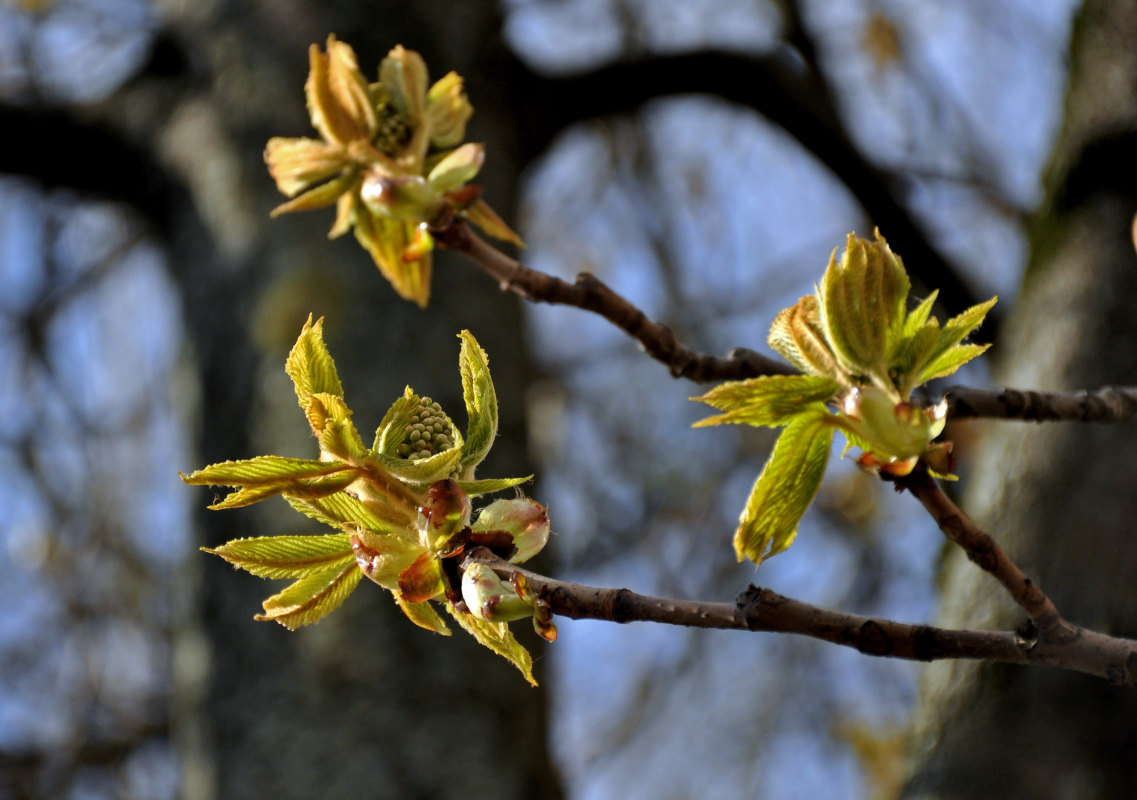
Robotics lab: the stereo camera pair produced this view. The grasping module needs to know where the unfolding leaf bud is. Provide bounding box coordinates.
[426,142,485,193]
[842,385,940,461]
[421,478,472,547]
[471,498,550,564]
[426,71,473,148]
[461,563,535,623]
[379,45,429,123]
[820,230,910,378]
[360,171,445,223]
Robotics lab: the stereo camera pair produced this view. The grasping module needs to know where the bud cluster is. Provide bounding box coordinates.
[396,396,454,460]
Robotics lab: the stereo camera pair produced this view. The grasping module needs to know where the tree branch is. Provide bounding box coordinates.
[944,384,1137,423]
[434,219,795,381]
[899,469,1076,644]
[460,549,1137,685]
[441,221,1137,428]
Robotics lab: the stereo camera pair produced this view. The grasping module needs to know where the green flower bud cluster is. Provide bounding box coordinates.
[396,396,454,460]
[372,85,411,156]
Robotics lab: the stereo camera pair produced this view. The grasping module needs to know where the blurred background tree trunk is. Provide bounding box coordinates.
[906,1,1137,797]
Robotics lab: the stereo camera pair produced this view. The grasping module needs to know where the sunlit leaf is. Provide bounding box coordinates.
[455,475,532,497]
[446,602,537,686]
[285,315,343,411]
[457,330,497,475]
[395,595,451,635]
[256,561,364,630]
[285,492,393,532]
[916,342,991,384]
[306,392,367,460]
[203,533,355,579]
[461,199,524,248]
[370,447,463,487]
[691,375,838,428]
[768,294,840,378]
[734,411,834,565]
[354,212,432,307]
[819,231,909,378]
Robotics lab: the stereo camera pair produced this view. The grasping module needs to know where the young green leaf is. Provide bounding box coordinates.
[395,595,451,635]
[285,492,394,532]
[691,375,838,428]
[255,561,364,630]
[455,476,532,497]
[446,601,537,686]
[733,411,834,565]
[457,330,498,476]
[285,314,343,411]
[181,456,358,509]
[181,455,350,486]
[203,533,356,579]
[306,392,367,461]
[768,294,842,379]
[819,231,910,379]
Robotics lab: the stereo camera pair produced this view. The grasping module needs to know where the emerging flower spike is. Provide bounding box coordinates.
[693,230,996,566]
[182,316,549,683]
[265,38,523,307]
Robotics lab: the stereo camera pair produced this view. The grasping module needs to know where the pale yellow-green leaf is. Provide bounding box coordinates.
[446,602,537,686]
[691,375,838,428]
[461,199,524,248]
[285,314,343,411]
[353,212,431,307]
[457,330,498,475]
[203,533,355,579]
[285,492,393,532]
[370,446,463,487]
[820,232,909,377]
[455,475,532,497]
[395,595,451,635]
[733,411,834,565]
[373,386,424,455]
[306,392,366,461]
[182,455,349,486]
[916,342,991,384]
[255,561,363,630]
[768,294,841,379]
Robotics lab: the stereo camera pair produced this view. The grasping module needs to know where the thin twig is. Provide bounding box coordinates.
[944,384,1137,423]
[899,469,1077,644]
[440,220,1137,427]
[460,549,1137,684]
[434,219,794,382]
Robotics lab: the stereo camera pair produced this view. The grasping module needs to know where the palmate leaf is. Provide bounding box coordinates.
[445,601,537,686]
[734,411,834,565]
[457,330,498,476]
[255,560,364,630]
[691,375,839,428]
[285,491,394,532]
[180,456,358,509]
[285,315,343,411]
[911,297,998,384]
[203,533,356,579]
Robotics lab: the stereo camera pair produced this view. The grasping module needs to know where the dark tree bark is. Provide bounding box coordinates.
[906,2,1137,797]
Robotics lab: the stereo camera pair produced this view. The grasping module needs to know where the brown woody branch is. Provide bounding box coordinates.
[460,549,1137,685]
[944,384,1137,423]
[433,219,794,382]
[899,469,1077,644]
[440,220,1137,424]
